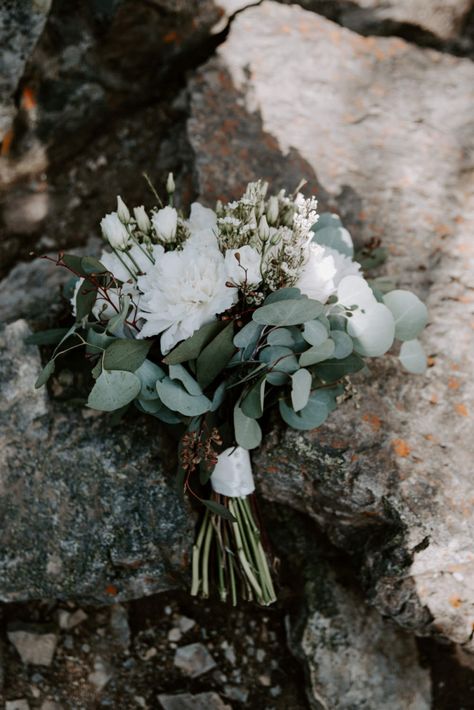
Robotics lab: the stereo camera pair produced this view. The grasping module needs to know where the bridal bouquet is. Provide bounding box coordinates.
[33,176,428,606]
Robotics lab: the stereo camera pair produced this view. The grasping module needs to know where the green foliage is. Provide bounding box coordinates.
[63,254,108,277]
[103,339,151,372]
[290,368,312,412]
[299,338,335,367]
[253,298,323,326]
[234,404,262,449]
[156,377,211,416]
[241,378,265,418]
[399,339,427,374]
[164,321,226,365]
[88,369,141,411]
[302,319,328,347]
[135,359,166,399]
[383,290,428,341]
[35,360,55,389]
[312,224,353,257]
[169,364,202,395]
[26,328,70,346]
[197,322,236,389]
[203,499,237,522]
[279,392,328,430]
[331,331,353,359]
[264,287,304,304]
[316,354,365,383]
[75,279,97,322]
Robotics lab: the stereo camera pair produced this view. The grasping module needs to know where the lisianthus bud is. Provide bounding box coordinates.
[266,196,279,225]
[100,212,130,250]
[152,206,178,243]
[258,215,270,240]
[166,172,175,194]
[133,205,151,233]
[116,195,130,223]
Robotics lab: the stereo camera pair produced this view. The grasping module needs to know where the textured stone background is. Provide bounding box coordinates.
[1,0,474,708]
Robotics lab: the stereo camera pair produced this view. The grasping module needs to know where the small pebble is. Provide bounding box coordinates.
[256,648,266,663]
[168,628,182,642]
[164,606,172,615]
[178,616,196,634]
[259,674,272,687]
[270,686,282,698]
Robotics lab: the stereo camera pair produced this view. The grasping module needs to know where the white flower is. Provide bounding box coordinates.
[100,212,130,250]
[337,275,395,356]
[296,244,361,303]
[266,196,279,225]
[133,205,151,233]
[117,195,130,223]
[166,172,175,194]
[136,240,237,353]
[185,202,218,249]
[225,245,262,288]
[152,206,178,243]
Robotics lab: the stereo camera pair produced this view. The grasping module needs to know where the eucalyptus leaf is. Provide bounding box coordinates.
[312,224,353,257]
[86,328,115,355]
[253,298,323,326]
[302,320,328,347]
[264,287,304,304]
[135,359,166,399]
[267,328,295,347]
[313,212,342,231]
[203,499,237,522]
[291,368,312,412]
[241,378,265,419]
[197,322,236,390]
[331,331,354,359]
[106,294,131,335]
[266,371,289,386]
[316,353,365,383]
[259,346,299,374]
[26,328,70,346]
[383,290,428,341]
[103,339,151,372]
[211,380,227,412]
[279,395,328,431]
[80,256,108,275]
[399,339,427,374]
[299,338,335,367]
[234,321,263,349]
[88,369,141,411]
[348,302,395,356]
[156,377,211,416]
[234,405,262,449]
[35,359,55,388]
[169,363,202,395]
[135,398,181,423]
[163,321,225,365]
[75,278,97,322]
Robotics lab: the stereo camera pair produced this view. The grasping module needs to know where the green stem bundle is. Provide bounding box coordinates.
[191,494,276,606]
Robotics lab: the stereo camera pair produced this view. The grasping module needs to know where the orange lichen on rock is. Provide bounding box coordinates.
[449,596,462,608]
[455,403,468,417]
[448,377,461,389]
[391,439,411,457]
[105,584,119,596]
[363,413,382,431]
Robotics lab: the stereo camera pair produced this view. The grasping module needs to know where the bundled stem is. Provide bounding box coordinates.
[191,494,276,606]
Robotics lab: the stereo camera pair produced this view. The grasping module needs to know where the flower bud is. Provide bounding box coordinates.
[258,215,270,241]
[266,196,279,225]
[116,195,130,223]
[100,212,130,250]
[166,172,175,194]
[133,205,151,233]
[152,205,178,243]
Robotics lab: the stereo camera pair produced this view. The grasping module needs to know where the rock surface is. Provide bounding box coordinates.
[188,0,474,648]
[290,559,432,709]
[7,626,58,667]
[158,692,231,710]
[0,0,51,141]
[0,319,193,602]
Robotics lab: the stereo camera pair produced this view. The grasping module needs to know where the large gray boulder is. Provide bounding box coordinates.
[0,320,193,602]
[187,1,474,648]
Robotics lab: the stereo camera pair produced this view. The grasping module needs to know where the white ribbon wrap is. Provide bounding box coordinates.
[210,446,255,498]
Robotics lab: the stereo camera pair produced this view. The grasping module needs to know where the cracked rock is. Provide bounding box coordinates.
[188,0,474,648]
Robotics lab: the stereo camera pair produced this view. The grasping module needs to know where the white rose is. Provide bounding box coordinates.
[152,206,178,243]
[186,202,218,249]
[136,240,237,353]
[133,205,151,233]
[225,245,262,288]
[100,212,130,250]
[296,244,361,303]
